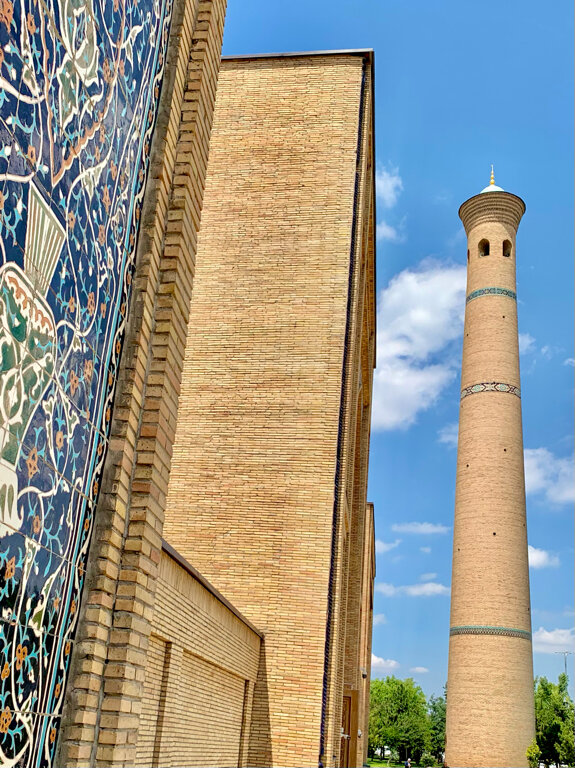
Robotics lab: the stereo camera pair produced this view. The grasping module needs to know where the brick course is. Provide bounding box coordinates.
[135,546,261,767]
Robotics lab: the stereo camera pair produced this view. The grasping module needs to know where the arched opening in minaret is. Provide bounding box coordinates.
[478,238,490,257]
[503,239,512,257]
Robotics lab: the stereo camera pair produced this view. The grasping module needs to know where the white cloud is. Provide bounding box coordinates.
[392,522,450,535]
[420,572,437,581]
[376,165,403,208]
[372,361,454,430]
[371,653,400,672]
[376,581,450,597]
[519,333,536,355]
[373,613,387,626]
[376,219,406,244]
[409,666,429,674]
[528,545,560,569]
[447,228,466,248]
[375,539,402,554]
[434,192,451,204]
[438,422,459,448]
[375,263,466,361]
[420,546,431,554]
[404,582,450,596]
[372,261,466,431]
[376,582,399,596]
[563,358,575,367]
[524,448,574,505]
[532,627,575,654]
[437,431,574,506]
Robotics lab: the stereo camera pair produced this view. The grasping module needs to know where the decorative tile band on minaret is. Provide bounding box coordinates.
[460,382,521,399]
[445,171,535,768]
[450,625,532,641]
[466,287,517,303]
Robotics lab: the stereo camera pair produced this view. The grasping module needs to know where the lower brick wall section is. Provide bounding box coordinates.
[174,652,246,764]
[135,545,262,767]
[135,635,168,766]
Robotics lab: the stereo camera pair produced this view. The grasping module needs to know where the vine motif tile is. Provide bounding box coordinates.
[0,0,174,763]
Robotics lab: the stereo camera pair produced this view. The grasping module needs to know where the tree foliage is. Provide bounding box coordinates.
[534,673,574,768]
[527,738,542,768]
[556,676,574,767]
[369,677,431,763]
[368,673,574,768]
[428,692,446,763]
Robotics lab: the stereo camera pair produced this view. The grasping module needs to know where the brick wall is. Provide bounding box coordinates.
[358,504,375,766]
[322,58,376,768]
[162,52,376,768]
[135,545,261,767]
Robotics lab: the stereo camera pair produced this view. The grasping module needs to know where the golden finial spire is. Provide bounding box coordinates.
[490,165,495,186]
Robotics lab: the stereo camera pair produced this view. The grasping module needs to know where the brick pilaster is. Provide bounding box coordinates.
[57,1,227,765]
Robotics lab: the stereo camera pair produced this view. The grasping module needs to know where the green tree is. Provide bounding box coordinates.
[369,677,431,763]
[556,688,574,767]
[428,692,446,763]
[534,673,574,767]
[526,738,541,768]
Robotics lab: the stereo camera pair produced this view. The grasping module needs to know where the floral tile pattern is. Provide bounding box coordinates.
[0,0,173,763]
[460,381,521,400]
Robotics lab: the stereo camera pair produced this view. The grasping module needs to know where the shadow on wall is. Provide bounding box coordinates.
[248,641,273,767]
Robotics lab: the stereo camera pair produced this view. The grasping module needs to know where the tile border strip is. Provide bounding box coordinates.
[450,625,531,640]
[466,287,517,303]
[460,381,521,400]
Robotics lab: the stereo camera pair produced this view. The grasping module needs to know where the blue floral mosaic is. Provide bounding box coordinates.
[466,287,517,304]
[0,0,173,764]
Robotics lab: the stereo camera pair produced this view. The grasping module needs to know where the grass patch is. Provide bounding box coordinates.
[367,762,440,768]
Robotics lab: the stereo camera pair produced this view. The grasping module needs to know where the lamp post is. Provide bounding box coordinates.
[553,650,573,677]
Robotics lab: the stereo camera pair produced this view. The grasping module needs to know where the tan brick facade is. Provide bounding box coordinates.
[162,52,376,768]
[358,504,375,766]
[446,190,535,768]
[135,544,261,767]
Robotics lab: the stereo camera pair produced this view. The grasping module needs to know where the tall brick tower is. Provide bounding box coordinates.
[445,171,535,768]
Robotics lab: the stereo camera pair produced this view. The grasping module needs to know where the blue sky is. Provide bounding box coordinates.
[222,0,574,698]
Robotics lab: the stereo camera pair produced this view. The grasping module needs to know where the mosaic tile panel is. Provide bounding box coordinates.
[450,625,531,641]
[0,0,173,764]
[460,382,521,400]
[466,287,517,303]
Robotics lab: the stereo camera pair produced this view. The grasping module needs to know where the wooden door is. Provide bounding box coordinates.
[340,694,352,768]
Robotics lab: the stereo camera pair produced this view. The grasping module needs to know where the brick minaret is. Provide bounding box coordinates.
[445,171,535,768]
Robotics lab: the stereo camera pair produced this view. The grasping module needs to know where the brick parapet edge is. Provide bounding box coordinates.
[56,1,227,765]
[321,58,375,768]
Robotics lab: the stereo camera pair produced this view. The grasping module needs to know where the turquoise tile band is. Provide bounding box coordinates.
[466,287,517,303]
[450,625,531,640]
